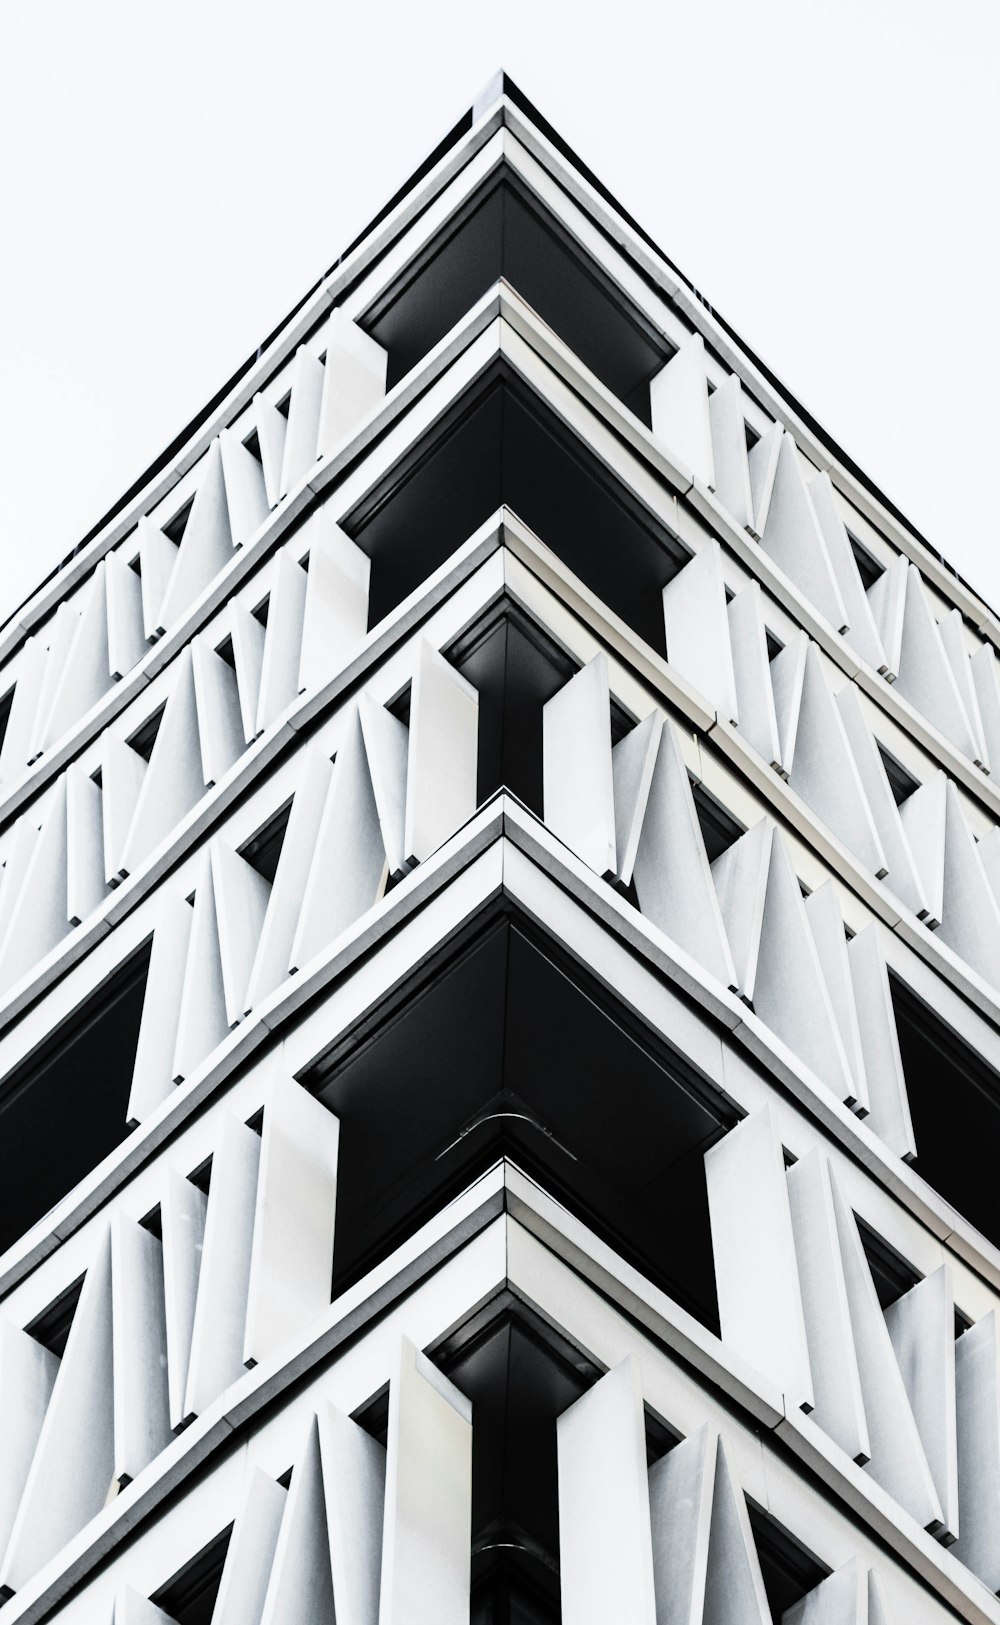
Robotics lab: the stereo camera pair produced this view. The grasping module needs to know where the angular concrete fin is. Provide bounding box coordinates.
[979,826,1000,912]
[379,1338,472,1625]
[782,1557,867,1625]
[220,426,269,548]
[884,1265,959,1541]
[543,654,617,878]
[182,1114,260,1419]
[710,818,772,1004]
[210,839,271,1028]
[748,420,784,541]
[648,1423,715,1624]
[611,710,661,887]
[729,581,781,769]
[805,882,869,1112]
[230,598,267,744]
[317,307,388,460]
[120,647,205,877]
[705,1105,814,1413]
[939,609,989,770]
[847,924,916,1162]
[709,372,754,530]
[899,772,946,929]
[243,1075,339,1368]
[703,1436,773,1625]
[278,347,325,498]
[934,781,1000,989]
[66,761,108,926]
[191,633,245,788]
[137,517,178,644]
[662,539,739,722]
[404,640,479,867]
[866,555,907,682]
[114,1589,179,1625]
[254,392,287,510]
[255,546,309,735]
[895,567,981,764]
[0,814,37,954]
[259,1415,335,1625]
[0,635,46,785]
[632,718,737,990]
[297,508,371,694]
[41,563,113,749]
[102,732,147,885]
[0,1230,114,1592]
[649,332,715,488]
[289,708,386,974]
[318,1402,386,1625]
[867,1572,896,1625]
[171,853,228,1084]
[105,548,147,681]
[809,474,888,674]
[245,746,334,1007]
[786,646,887,878]
[158,441,233,629]
[758,435,848,633]
[110,1212,171,1485]
[557,1356,657,1625]
[834,687,929,919]
[127,894,194,1125]
[953,1312,1000,1591]
[0,777,70,992]
[210,1466,286,1625]
[160,1165,207,1433]
[769,629,808,777]
[30,602,81,763]
[971,644,1000,773]
[358,691,410,880]
[0,1320,58,1563]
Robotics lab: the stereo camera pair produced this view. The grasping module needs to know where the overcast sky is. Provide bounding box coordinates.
[1,0,997,624]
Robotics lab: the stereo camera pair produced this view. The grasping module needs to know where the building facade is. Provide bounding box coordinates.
[1,72,1000,1624]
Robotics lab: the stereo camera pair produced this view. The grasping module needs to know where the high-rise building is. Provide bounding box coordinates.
[1,71,999,1625]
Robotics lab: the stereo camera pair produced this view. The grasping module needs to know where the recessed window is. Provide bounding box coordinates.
[242,428,263,464]
[163,496,195,546]
[127,703,165,763]
[848,532,884,591]
[876,743,919,805]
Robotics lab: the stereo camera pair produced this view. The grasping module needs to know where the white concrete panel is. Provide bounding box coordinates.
[159,440,233,629]
[30,602,80,762]
[105,549,147,681]
[557,1356,656,1625]
[297,509,370,694]
[220,426,269,547]
[787,645,887,878]
[358,690,409,879]
[867,1572,895,1625]
[748,421,782,539]
[729,582,781,769]
[317,307,388,459]
[115,1589,179,1625]
[102,733,147,885]
[701,1435,772,1625]
[847,924,917,1163]
[210,1466,286,1625]
[160,1165,207,1433]
[318,1402,386,1624]
[66,761,108,926]
[710,818,772,1005]
[884,1266,959,1542]
[782,1557,866,1625]
[137,517,178,644]
[41,563,112,749]
[866,555,907,683]
[708,372,754,530]
[191,634,245,788]
[254,392,287,510]
[0,777,70,991]
[899,772,946,930]
[230,599,267,744]
[0,1321,58,1563]
[787,1151,871,1465]
[633,718,737,989]
[0,635,46,784]
[649,333,715,488]
[127,894,194,1125]
[110,1212,171,1485]
[172,853,229,1083]
[278,347,325,497]
[243,1075,339,1368]
[404,640,479,867]
[940,609,989,771]
[611,710,660,887]
[834,687,929,919]
[662,540,739,723]
[805,882,869,1113]
[769,630,808,777]
[379,1337,472,1625]
[935,781,1000,989]
[894,566,981,765]
[245,747,332,1007]
[543,654,616,877]
[759,435,848,632]
[210,839,271,1028]
[648,1423,715,1624]
[971,644,1000,774]
[954,1312,1000,1591]
[183,1114,261,1419]
[1,1230,114,1592]
[120,647,205,877]
[828,1169,944,1532]
[705,1105,814,1413]
[289,708,386,973]
[809,473,888,674]
[259,1414,335,1624]
[255,546,308,735]
[0,813,36,952]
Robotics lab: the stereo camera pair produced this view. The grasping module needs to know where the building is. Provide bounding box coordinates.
[0,69,999,1625]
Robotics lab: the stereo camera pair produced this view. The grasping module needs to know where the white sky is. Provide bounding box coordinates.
[0,0,997,624]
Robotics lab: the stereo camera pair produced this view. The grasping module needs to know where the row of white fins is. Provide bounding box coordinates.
[707,1103,1000,1592]
[0,1074,342,1594]
[126,644,479,1124]
[0,312,388,791]
[545,655,917,1159]
[665,539,1000,995]
[0,527,438,1004]
[652,334,1000,775]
